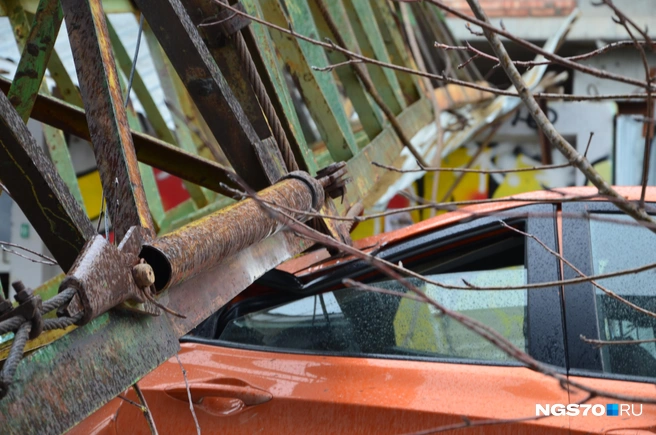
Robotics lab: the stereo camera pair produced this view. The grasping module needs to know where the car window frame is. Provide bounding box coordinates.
[561,201,656,383]
[183,203,566,368]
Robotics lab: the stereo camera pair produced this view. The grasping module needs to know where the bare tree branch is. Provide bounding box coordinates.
[175,354,201,435]
[581,335,656,348]
[133,383,158,435]
[373,161,571,174]
[435,40,652,70]
[600,1,655,210]
[463,0,656,233]
[0,241,58,266]
[405,0,655,91]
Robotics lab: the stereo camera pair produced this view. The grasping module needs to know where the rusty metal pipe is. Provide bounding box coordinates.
[142,173,324,291]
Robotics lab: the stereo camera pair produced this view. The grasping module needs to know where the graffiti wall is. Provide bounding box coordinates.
[351,102,616,240]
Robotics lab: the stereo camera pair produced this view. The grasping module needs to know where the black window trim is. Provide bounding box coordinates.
[183,203,566,368]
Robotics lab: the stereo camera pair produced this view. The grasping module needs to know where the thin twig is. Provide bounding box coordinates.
[143,285,186,318]
[435,40,652,70]
[581,335,656,348]
[438,121,504,203]
[500,221,656,319]
[594,0,655,50]
[604,2,654,210]
[411,0,655,91]
[0,241,58,265]
[133,383,158,435]
[175,354,201,435]
[311,59,362,72]
[374,161,571,174]
[117,394,146,411]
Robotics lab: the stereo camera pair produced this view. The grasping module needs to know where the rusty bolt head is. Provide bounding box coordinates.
[132,263,156,289]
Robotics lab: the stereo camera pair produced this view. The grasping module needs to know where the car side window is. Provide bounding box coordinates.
[589,214,656,378]
[218,234,530,363]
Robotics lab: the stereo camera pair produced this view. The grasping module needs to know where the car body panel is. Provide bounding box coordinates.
[73,343,570,434]
[568,376,656,434]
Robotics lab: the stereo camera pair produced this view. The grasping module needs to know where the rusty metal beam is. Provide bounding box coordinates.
[134,0,275,189]
[0,90,94,271]
[182,0,294,178]
[61,0,153,242]
[144,173,324,291]
[0,76,241,198]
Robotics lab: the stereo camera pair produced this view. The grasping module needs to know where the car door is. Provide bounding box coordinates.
[77,205,570,434]
[561,202,656,434]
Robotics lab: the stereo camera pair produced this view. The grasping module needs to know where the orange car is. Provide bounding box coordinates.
[72,187,656,434]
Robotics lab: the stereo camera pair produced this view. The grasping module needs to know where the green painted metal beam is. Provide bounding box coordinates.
[6,0,62,121]
[157,198,197,234]
[0,311,179,435]
[259,0,358,162]
[343,97,432,211]
[343,0,407,114]
[371,1,421,104]
[46,50,84,107]
[141,22,215,208]
[242,0,318,175]
[4,0,86,210]
[308,0,384,141]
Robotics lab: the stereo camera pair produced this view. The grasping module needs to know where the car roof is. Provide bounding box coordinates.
[279,186,656,276]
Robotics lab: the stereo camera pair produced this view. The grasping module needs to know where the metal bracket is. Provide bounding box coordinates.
[314,162,355,251]
[58,227,159,325]
[205,1,251,42]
